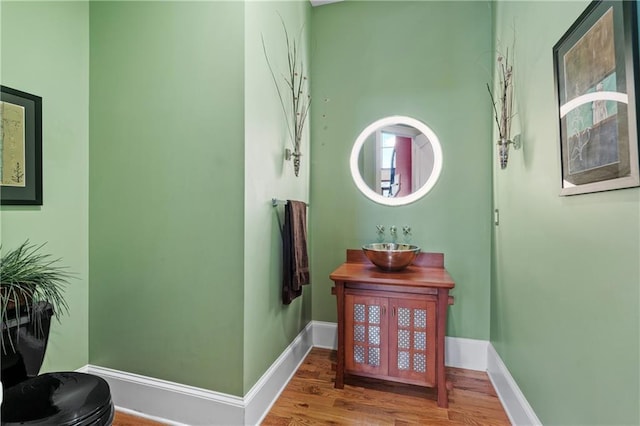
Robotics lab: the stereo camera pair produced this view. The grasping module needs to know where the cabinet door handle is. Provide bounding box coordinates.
[392,307,396,317]
[381,305,386,316]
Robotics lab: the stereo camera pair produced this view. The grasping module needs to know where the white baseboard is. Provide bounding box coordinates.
[114,406,189,426]
[81,321,540,426]
[445,336,488,371]
[84,322,314,425]
[311,320,338,349]
[244,322,313,425]
[86,364,244,425]
[487,343,542,426]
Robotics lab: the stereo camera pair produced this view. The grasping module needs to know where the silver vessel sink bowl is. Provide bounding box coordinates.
[362,243,421,272]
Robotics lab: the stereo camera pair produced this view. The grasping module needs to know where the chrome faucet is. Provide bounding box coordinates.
[402,226,412,242]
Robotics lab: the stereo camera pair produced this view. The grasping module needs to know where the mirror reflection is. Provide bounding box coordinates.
[358,124,435,198]
[350,116,443,206]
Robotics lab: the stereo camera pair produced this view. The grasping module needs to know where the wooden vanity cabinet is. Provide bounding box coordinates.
[330,250,454,408]
[344,292,437,386]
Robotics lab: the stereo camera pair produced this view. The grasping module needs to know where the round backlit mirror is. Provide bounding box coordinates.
[350,116,443,206]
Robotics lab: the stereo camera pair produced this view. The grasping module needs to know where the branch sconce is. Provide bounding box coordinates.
[488,44,518,170]
[262,16,311,178]
[497,134,522,170]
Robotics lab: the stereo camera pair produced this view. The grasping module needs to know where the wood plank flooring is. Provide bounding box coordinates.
[113,411,165,426]
[113,347,510,425]
[262,348,510,425]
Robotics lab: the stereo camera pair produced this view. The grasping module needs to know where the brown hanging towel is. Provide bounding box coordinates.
[282,200,310,304]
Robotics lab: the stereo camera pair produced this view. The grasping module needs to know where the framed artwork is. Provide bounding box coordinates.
[553,0,640,195]
[1,86,42,205]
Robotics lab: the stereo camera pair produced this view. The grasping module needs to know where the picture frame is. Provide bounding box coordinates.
[553,0,640,196]
[1,86,42,205]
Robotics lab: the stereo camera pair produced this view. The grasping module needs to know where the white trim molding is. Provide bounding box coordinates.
[114,407,189,426]
[244,322,314,425]
[445,336,489,371]
[83,322,314,425]
[311,320,338,349]
[80,321,540,425]
[487,344,543,426]
[86,364,244,425]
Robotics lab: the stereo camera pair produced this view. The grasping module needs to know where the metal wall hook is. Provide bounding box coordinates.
[512,134,522,150]
[284,148,302,161]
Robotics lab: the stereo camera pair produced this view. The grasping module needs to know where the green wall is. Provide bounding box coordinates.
[6,3,636,423]
[1,1,90,372]
[1,0,313,398]
[243,1,312,394]
[310,1,494,340]
[491,2,640,425]
[89,1,246,395]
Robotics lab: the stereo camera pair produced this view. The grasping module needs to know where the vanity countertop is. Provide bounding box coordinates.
[329,250,454,290]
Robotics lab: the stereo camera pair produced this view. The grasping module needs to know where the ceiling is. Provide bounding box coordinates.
[310,0,343,7]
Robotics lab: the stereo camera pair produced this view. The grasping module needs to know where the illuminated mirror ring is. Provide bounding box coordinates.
[349,116,443,206]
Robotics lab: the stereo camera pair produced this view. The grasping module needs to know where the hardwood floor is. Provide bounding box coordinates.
[113,411,165,426]
[262,348,510,425]
[113,348,510,425]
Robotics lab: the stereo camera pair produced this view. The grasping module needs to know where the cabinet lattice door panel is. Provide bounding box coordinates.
[388,298,436,386]
[344,294,389,376]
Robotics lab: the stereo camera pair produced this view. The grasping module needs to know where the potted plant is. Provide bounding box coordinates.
[1,241,72,353]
